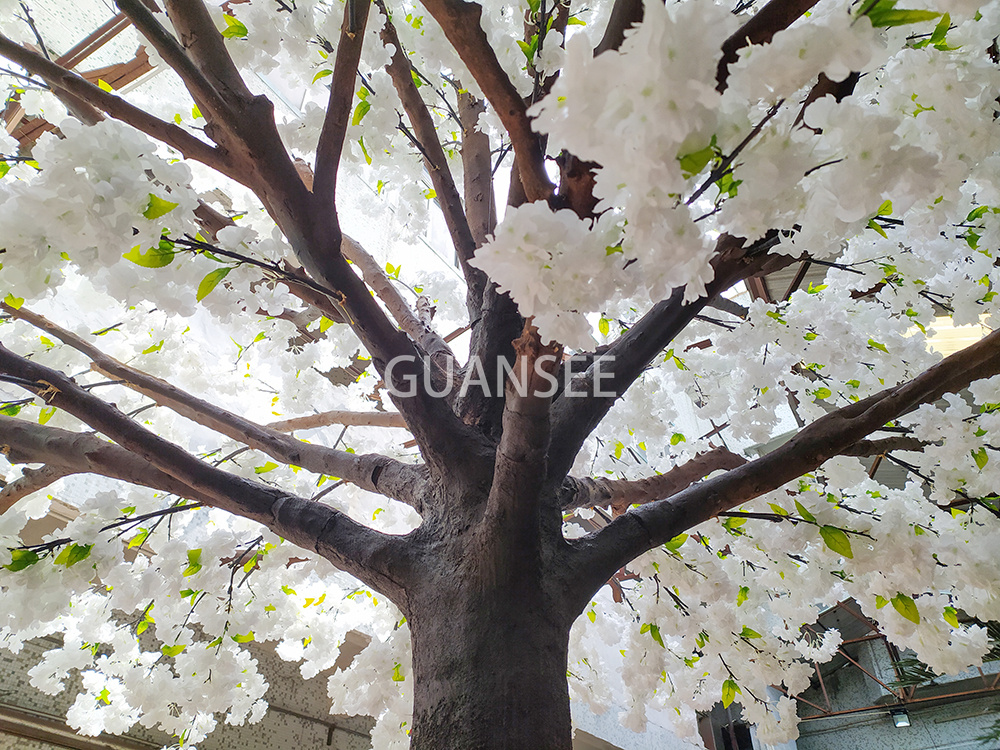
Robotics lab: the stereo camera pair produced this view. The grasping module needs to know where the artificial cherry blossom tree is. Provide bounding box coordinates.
[1,0,999,747]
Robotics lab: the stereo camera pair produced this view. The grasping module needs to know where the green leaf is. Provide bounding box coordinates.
[670,433,686,446]
[871,6,940,26]
[197,267,232,302]
[38,406,56,425]
[243,553,259,574]
[142,340,163,355]
[587,610,596,623]
[254,461,279,474]
[794,500,817,524]
[876,199,893,216]
[516,38,536,64]
[598,317,610,337]
[943,605,960,628]
[566,15,587,24]
[739,626,762,639]
[221,15,248,38]
[392,662,405,681]
[232,631,255,643]
[715,171,741,198]
[5,548,40,572]
[721,678,740,708]
[648,623,665,648]
[768,503,789,516]
[876,595,889,609]
[97,687,111,705]
[678,140,716,178]
[142,194,179,220]
[206,637,223,649]
[97,79,113,92]
[54,543,93,567]
[737,586,749,606]
[0,403,21,417]
[127,529,150,549]
[819,526,854,559]
[3,293,24,309]
[123,238,177,268]
[813,387,832,400]
[183,549,202,577]
[161,644,186,657]
[318,316,335,333]
[972,447,988,470]
[891,592,920,624]
[867,218,888,238]
[861,0,940,27]
[663,534,687,553]
[867,338,889,354]
[358,137,372,165]
[312,69,333,84]
[351,99,371,127]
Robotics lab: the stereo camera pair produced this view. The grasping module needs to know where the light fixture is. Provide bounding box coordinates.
[890,708,911,728]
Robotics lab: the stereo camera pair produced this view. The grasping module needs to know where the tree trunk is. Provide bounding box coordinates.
[407,556,574,749]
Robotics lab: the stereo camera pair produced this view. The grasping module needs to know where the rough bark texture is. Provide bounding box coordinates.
[408,599,573,750]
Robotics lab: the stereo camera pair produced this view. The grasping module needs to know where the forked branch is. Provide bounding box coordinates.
[560,447,748,512]
[418,0,554,202]
[116,0,239,128]
[564,327,1000,610]
[0,344,415,604]
[379,8,480,294]
[0,416,215,510]
[0,32,227,172]
[1,303,423,507]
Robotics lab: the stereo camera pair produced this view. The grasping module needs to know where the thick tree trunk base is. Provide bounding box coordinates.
[408,593,573,750]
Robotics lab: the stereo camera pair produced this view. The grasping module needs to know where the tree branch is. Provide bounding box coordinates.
[839,436,926,457]
[0,463,72,515]
[0,345,416,606]
[340,235,458,376]
[313,0,371,206]
[268,410,407,432]
[418,0,554,202]
[159,0,256,107]
[560,447,747,512]
[484,325,562,552]
[116,0,241,128]
[563,327,1000,611]
[0,32,228,172]
[717,0,822,91]
[594,0,644,56]
[457,88,496,249]
[379,9,481,302]
[1,303,423,508]
[0,416,215,509]
[546,234,763,481]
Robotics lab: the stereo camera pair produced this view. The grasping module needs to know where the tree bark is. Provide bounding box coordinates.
[408,571,574,749]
